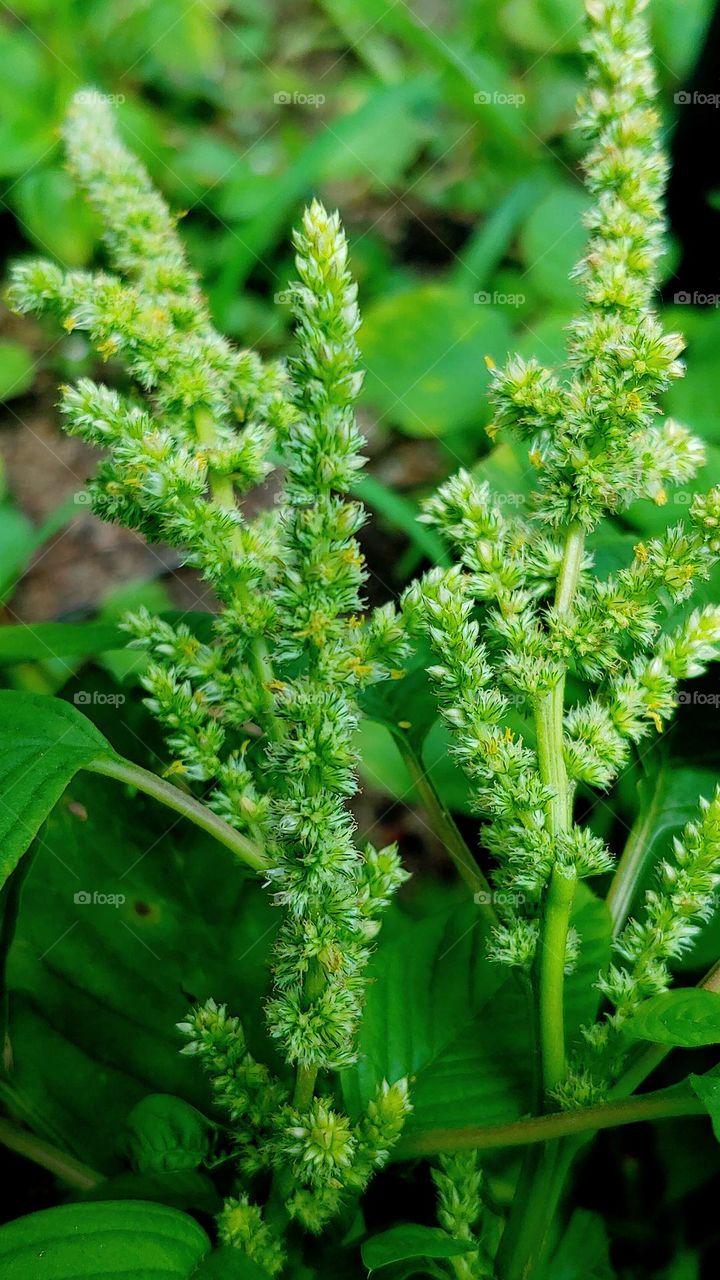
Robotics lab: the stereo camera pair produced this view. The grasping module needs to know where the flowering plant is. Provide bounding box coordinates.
[2,1,720,1277]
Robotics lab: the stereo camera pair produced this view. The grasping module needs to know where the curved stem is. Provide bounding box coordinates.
[85,754,268,873]
[0,1116,102,1190]
[393,1088,704,1160]
[606,765,667,936]
[394,734,497,924]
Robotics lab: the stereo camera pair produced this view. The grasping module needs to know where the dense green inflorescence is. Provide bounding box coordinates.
[402,0,720,1103]
[9,91,411,1268]
[9,0,720,1268]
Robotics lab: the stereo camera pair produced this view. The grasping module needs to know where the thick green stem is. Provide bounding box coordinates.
[86,754,268,872]
[533,522,585,1094]
[537,863,577,1093]
[393,1087,703,1160]
[499,523,584,1280]
[394,734,497,923]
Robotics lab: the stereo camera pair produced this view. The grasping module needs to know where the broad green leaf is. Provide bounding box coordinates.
[0,1199,209,1278]
[624,990,720,1047]
[5,771,278,1170]
[0,341,34,401]
[0,691,112,888]
[192,1249,272,1278]
[342,900,511,1131]
[122,1094,212,1173]
[362,1225,476,1270]
[345,886,610,1137]
[359,283,511,436]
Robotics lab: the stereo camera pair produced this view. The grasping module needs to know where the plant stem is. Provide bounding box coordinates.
[498,522,584,1280]
[533,522,585,1092]
[393,1087,703,1159]
[86,754,268,872]
[537,863,577,1092]
[606,766,667,936]
[394,734,498,923]
[0,1116,102,1190]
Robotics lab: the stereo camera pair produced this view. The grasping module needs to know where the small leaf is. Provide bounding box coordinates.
[689,1070,720,1141]
[0,1199,209,1277]
[122,1093,213,1173]
[362,1225,476,1270]
[624,989,720,1047]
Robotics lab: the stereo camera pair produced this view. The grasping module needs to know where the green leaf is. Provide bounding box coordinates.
[0,621,126,665]
[341,900,510,1131]
[624,990,720,1047]
[345,886,610,1138]
[360,643,440,754]
[361,1225,476,1270]
[122,1094,212,1173]
[550,1209,615,1280]
[0,691,112,889]
[13,164,98,266]
[192,1249,272,1278]
[609,762,718,951]
[359,283,511,436]
[0,1199,209,1277]
[5,770,277,1170]
[0,690,264,881]
[689,1071,720,1142]
[0,341,34,401]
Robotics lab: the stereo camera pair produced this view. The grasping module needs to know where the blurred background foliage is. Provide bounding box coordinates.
[0,0,717,449]
[2,5,720,1274]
